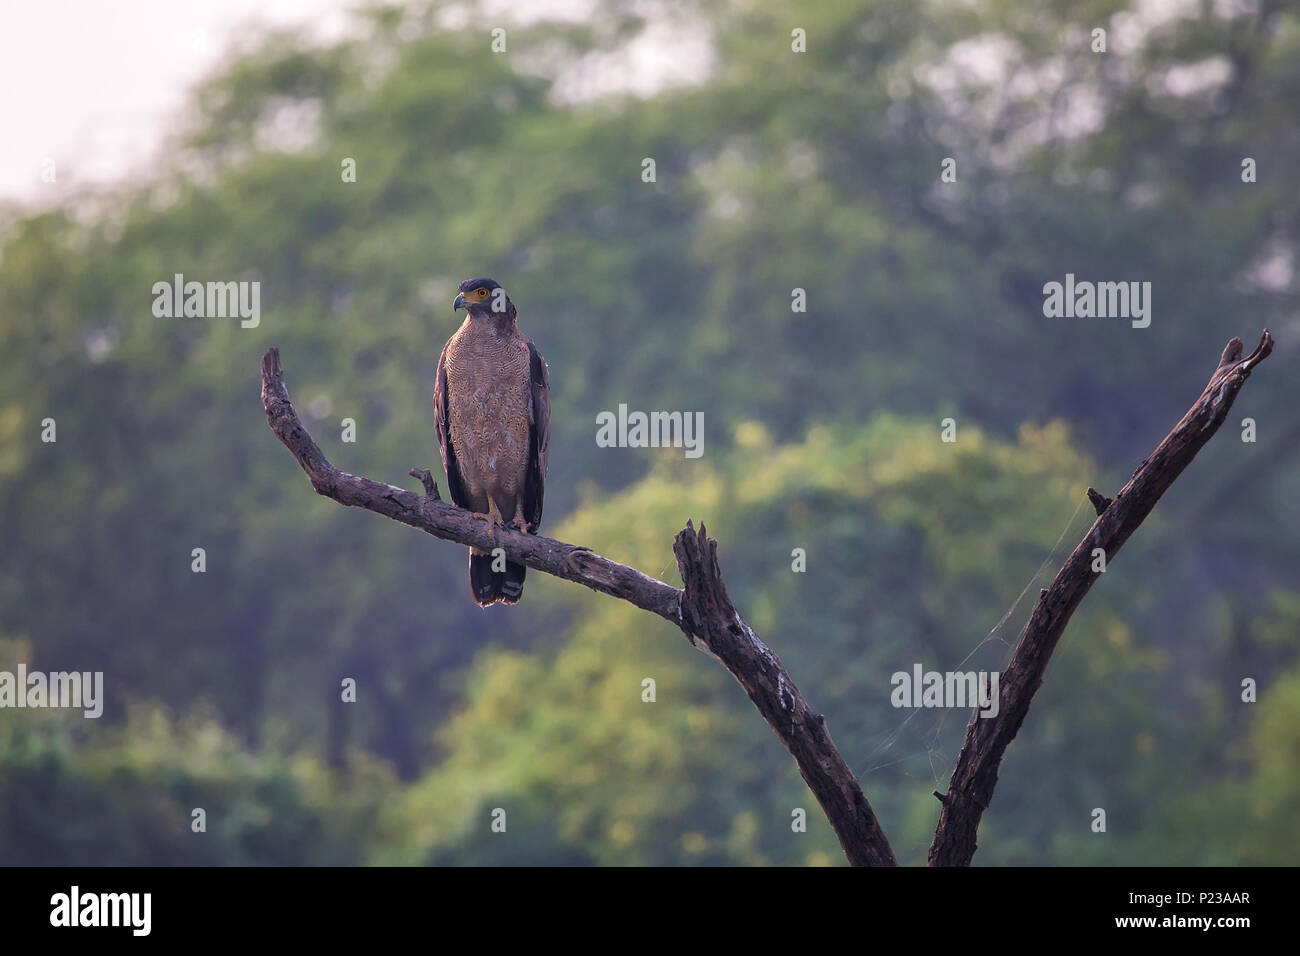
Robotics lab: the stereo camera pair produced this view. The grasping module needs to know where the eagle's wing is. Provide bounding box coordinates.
[434,343,472,510]
[523,338,550,533]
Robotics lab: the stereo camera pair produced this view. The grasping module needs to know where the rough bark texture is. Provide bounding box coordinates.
[927,331,1273,866]
[261,346,897,866]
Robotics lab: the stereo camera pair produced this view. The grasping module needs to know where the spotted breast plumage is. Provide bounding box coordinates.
[434,278,550,606]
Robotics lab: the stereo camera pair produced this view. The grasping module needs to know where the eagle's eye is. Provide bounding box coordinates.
[476,288,489,298]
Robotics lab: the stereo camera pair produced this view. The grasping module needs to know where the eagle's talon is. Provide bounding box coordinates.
[474,502,508,540]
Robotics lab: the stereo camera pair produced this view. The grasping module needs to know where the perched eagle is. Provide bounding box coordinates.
[434,278,550,606]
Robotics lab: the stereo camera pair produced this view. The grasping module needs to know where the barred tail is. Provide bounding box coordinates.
[468,551,501,607]
[468,551,526,606]
[499,561,526,605]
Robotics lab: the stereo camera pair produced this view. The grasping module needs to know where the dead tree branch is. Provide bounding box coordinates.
[263,328,1270,868]
[260,346,897,866]
[928,330,1274,866]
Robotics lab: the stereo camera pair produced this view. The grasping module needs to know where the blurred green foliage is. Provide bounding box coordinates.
[0,0,1297,864]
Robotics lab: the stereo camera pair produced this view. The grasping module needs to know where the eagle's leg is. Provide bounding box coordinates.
[510,512,529,534]
[475,499,507,540]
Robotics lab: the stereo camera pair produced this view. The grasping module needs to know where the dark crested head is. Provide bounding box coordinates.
[458,277,500,295]
[453,277,513,317]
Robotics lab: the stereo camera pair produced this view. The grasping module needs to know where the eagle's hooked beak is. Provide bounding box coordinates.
[452,292,466,311]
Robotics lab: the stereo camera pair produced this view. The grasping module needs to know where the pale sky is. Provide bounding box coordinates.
[3,0,1200,213]
[0,0,357,208]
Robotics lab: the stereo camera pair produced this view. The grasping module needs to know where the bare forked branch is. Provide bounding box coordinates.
[262,331,1272,867]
